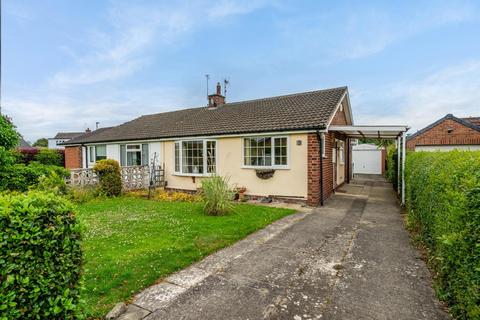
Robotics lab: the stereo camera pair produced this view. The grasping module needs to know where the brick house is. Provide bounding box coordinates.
[62,85,408,206]
[407,114,480,151]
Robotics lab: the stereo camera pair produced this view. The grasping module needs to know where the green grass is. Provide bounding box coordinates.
[77,197,295,318]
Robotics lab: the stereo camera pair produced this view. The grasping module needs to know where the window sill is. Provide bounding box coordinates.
[242,166,290,170]
[172,172,215,177]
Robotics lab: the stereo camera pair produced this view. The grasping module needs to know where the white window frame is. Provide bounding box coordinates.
[242,135,290,169]
[87,145,106,164]
[173,139,217,176]
[125,144,142,166]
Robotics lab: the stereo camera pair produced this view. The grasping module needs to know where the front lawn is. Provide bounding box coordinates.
[77,197,294,317]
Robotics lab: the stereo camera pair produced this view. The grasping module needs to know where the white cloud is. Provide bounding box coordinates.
[7,0,275,141]
[50,0,276,88]
[354,60,480,133]
[5,86,201,142]
[278,1,476,62]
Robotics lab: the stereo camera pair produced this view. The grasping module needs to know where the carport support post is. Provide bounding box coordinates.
[397,136,400,194]
[401,132,406,206]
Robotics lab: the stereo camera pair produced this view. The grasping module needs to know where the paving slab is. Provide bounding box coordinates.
[120,174,449,320]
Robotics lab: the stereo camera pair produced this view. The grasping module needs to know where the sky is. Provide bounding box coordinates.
[3,0,480,143]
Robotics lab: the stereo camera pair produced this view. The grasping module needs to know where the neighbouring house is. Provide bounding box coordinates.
[352,144,386,175]
[48,131,90,149]
[407,114,480,151]
[62,84,408,206]
[17,136,31,148]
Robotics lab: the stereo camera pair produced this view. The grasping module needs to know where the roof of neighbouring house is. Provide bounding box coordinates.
[63,86,349,145]
[53,132,86,139]
[407,113,480,140]
[462,117,480,126]
[18,137,31,147]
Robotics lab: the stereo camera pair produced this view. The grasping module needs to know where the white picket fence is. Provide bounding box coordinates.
[68,165,161,191]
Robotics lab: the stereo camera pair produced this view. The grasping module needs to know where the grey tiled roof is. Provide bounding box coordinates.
[65,87,347,145]
[53,132,86,139]
[462,117,480,126]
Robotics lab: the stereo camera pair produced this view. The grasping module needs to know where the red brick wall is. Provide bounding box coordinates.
[307,133,321,206]
[65,146,82,169]
[407,118,480,150]
[307,132,346,206]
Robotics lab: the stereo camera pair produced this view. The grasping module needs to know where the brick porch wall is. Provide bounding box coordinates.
[307,132,346,206]
[65,146,82,169]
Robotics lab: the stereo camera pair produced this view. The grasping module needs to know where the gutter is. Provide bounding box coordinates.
[316,130,324,206]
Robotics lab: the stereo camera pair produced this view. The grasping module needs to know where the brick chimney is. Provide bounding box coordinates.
[208,82,225,108]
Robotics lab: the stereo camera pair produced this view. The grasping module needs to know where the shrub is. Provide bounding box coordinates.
[69,187,101,204]
[0,191,83,319]
[201,175,234,216]
[34,148,64,166]
[16,147,39,164]
[93,159,122,197]
[0,162,69,192]
[405,151,480,319]
[0,115,19,149]
[385,145,398,186]
[35,171,69,195]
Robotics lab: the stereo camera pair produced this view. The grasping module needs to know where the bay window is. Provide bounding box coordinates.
[174,140,216,175]
[243,136,288,168]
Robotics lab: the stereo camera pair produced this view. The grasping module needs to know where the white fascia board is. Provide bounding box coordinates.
[329,125,409,132]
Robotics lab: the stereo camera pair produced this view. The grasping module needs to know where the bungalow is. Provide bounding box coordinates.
[48,131,89,149]
[62,84,408,206]
[407,114,480,151]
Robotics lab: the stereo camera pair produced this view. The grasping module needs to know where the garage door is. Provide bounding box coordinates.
[353,146,382,174]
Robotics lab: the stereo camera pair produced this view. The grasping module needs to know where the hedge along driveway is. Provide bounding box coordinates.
[405,151,480,319]
[77,197,295,318]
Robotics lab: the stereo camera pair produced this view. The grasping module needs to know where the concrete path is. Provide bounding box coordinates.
[116,175,449,320]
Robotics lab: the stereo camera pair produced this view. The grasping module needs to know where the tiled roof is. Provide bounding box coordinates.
[65,87,347,145]
[462,117,480,126]
[53,132,86,139]
[407,114,480,140]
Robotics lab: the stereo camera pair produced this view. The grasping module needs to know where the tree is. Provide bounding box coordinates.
[0,115,19,150]
[33,138,48,147]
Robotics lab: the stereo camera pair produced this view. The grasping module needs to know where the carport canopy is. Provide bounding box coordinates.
[329,125,409,205]
[329,125,409,139]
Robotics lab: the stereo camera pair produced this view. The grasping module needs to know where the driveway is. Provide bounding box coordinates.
[117,174,449,320]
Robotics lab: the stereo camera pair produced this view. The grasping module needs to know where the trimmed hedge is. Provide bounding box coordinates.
[385,145,398,189]
[93,159,122,197]
[405,151,480,319]
[0,191,83,319]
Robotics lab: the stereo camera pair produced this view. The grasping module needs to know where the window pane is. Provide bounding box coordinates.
[274,137,288,166]
[175,143,180,172]
[244,137,273,167]
[127,151,141,166]
[89,147,94,162]
[120,145,126,166]
[182,140,204,174]
[141,144,149,165]
[95,145,106,161]
[207,141,216,173]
